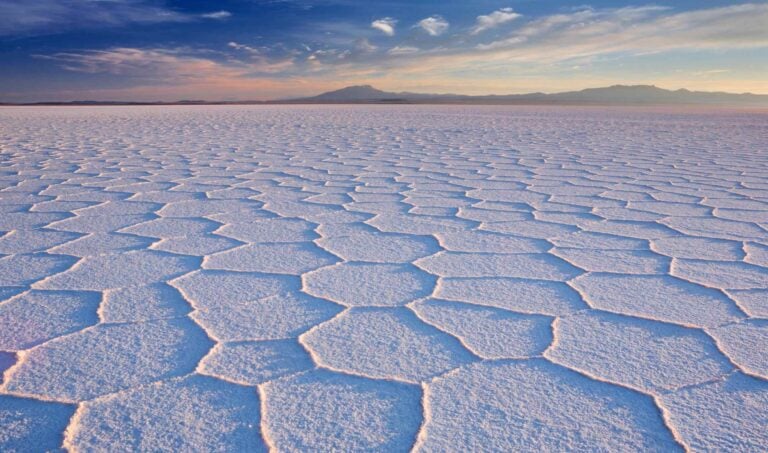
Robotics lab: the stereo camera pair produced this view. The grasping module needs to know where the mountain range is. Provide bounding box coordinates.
[4,85,767,106]
[289,84,768,106]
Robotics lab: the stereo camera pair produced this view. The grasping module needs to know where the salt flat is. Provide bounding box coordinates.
[0,105,767,451]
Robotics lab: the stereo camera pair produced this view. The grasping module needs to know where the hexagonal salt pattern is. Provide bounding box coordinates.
[418,360,681,451]
[65,375,266,452]
[261,370,421,451]
[300,307,475,382]
[0,105,766,451]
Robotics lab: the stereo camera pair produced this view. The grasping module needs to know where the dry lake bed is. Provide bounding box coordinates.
[1,105,767,451]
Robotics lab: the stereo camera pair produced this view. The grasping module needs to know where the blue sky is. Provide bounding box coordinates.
[1,1,767,101]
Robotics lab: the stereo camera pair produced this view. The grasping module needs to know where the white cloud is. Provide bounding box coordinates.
[692,69,730,76]
[388,46,419,55]
[307,48,347,63]
[471,7,520,35]
[228,42,260,54]
[371,17,397,36]
[417,16,449,36]
[201,11,231,20]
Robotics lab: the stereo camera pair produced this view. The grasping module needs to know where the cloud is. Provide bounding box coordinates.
[306,48,351,64]
[38,48,235,79]
[471,7,520,35]
[0,0,226,36]
[201,11,232,20]
[473,4,768,57]
[41,46,295,82]
[355,38,377,53]
[388,46,419,55]
[228,42,261,54]
[371,17,396,36]
[417,16,449,36]
[692,69,730,76]
[21,45,349,101]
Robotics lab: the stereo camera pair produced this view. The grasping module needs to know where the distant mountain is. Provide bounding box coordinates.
[303,85,398,102]
[5,84,767,106]
[541,85,768,105]
[289,84,768,106]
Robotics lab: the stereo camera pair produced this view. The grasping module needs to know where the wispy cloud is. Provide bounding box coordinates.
[476,6,669,50]
[355,38,377,53]
[473,4,768,58]
[388,46,419,55]
[371,17,397,36]
[0,0,228,36]
[417,16,449,36]
[37,48,236,79]
[39,46,295,81]
[228,42,262,54]
[200,11,231,20]
[692,69,731,76]
[471,7,520,35]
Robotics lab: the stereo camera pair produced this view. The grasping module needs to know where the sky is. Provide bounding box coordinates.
[1,0,767,102]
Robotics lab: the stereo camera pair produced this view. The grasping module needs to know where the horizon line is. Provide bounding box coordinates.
[3,83,768,105]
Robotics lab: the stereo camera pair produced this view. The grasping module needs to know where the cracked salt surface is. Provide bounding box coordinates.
[0,105,767,451]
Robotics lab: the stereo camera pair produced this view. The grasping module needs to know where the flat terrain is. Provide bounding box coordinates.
[1,105,767,451]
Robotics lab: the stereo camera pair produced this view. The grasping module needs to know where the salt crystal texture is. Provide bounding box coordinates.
[0,105,766,451]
